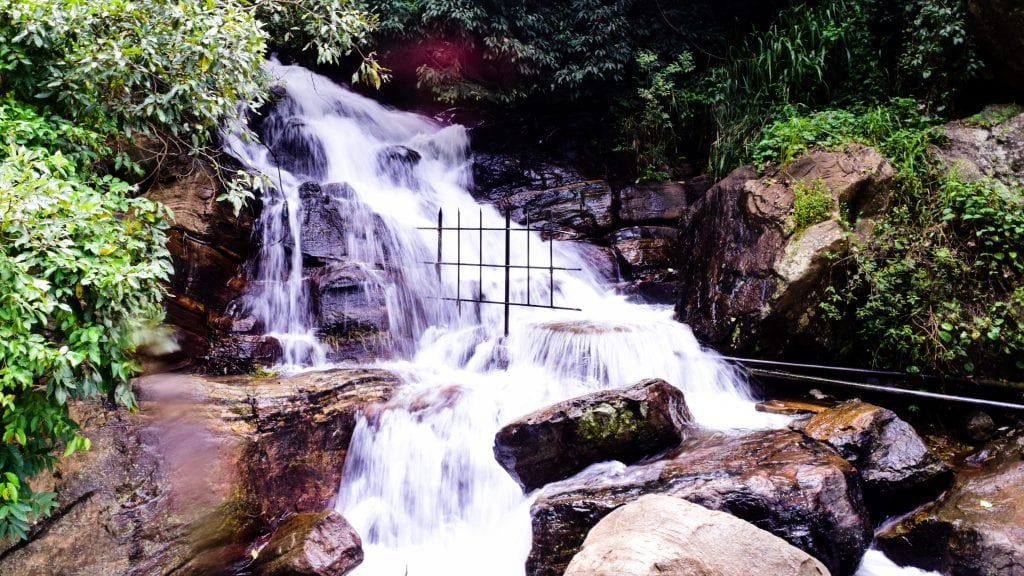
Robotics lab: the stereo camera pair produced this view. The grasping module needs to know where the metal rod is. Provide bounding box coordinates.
[504,209,511,337]
[435,208,442,286]
[748,368,1024,411]
[422,261,580,272]
[526,211,531,306]
[419,226,539,232]
[549,211,555,308]
[456,209,461,315]
[436,297,581,312]
[478,208,483,319]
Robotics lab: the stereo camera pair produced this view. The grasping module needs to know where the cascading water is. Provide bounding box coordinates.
[226,62,931,576]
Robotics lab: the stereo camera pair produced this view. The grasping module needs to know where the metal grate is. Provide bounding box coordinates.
[419,208,581,336]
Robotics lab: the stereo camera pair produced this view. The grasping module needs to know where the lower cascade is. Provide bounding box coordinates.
[225,62,928,576]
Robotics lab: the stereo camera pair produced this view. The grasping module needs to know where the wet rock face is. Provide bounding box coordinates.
[142,156,253,369]
[204,335,283,375]
[676,145,894,356]
[493,379,692,492]
[527,428,872,576]
[0,369,397,576]
[471,154,711,303]
[252,511,363,576]
[564,495,830,576]
[876,429,1024,575]
[800,402,952,517]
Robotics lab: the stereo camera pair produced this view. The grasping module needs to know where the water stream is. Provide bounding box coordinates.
[225,62,935,576]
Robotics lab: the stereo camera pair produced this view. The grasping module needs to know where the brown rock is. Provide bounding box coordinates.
[607,226,678,270]
[618,179,709,224]
[802,402,951,517]
[142,156,254,368]
[528,428,871,576]
[938,107,1024,185]
[676,146,895,358]
[494,379,692,492]
[253,511,362,576]
[876,429,1024,575]
[564,495,830,576]
[0,369,397,576]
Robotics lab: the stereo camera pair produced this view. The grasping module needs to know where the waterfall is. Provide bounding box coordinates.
[225,61,791,575]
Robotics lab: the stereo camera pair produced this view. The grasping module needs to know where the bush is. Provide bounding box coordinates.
[756,101,1024,378]
[0,115,171,538]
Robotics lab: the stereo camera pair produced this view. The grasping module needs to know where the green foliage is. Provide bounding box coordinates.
[896,0,983,111]
[0,0,268,144]
[362,0,634,103]
[752,99,937,172]
[792,178,833,233]
[701,0,878,177]
[618,50,704,181]
[837,175,1024,376]
[0,0,378,146]
[0,104,171,540]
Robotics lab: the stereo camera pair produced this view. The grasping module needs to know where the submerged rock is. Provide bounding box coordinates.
[876,429,1024,575]
[564,494,830,576]
[527,428,871,576]
[493,379,692,492]
[800,401,952,516]
[252,511,363,576]
[0,369,397,576]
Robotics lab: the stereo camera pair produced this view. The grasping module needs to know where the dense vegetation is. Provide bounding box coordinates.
[0,0,375,540]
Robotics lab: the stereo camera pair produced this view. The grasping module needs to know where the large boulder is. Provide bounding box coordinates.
[937,105,1024,185]
[799,401,952,517]
[0,369,397,576]
[528,428,872,576]
[968,1,1024,94]
[564,494,830,576]
[676,145,894,357]
[252,511,363,576]
[494,379,692,492]
[876,428,1024,575]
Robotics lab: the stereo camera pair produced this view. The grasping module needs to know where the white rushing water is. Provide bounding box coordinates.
[225,62,924,576]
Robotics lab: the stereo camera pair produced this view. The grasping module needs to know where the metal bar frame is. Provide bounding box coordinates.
[419,207,583,335]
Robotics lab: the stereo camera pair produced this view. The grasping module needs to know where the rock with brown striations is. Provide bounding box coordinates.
[617,178,710,224]
[528,428,871,576]
[142,154,253,369]
[876,428,1024,575]
[494,379,692,492]
[252,511,363,576]
[564,494,830,576]
[0,369,397,576]
[676,145,894,357]
[968,1,1024,94]
[505,180,615,239]
[800,401,952,517]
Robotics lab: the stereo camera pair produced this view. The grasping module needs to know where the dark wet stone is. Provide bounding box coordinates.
[252,511,363,576]
[876,428,1024,575]
[802,401,952,517]
[494,379,692,492]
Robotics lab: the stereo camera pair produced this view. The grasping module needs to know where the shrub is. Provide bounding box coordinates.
[0,140,171,540]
